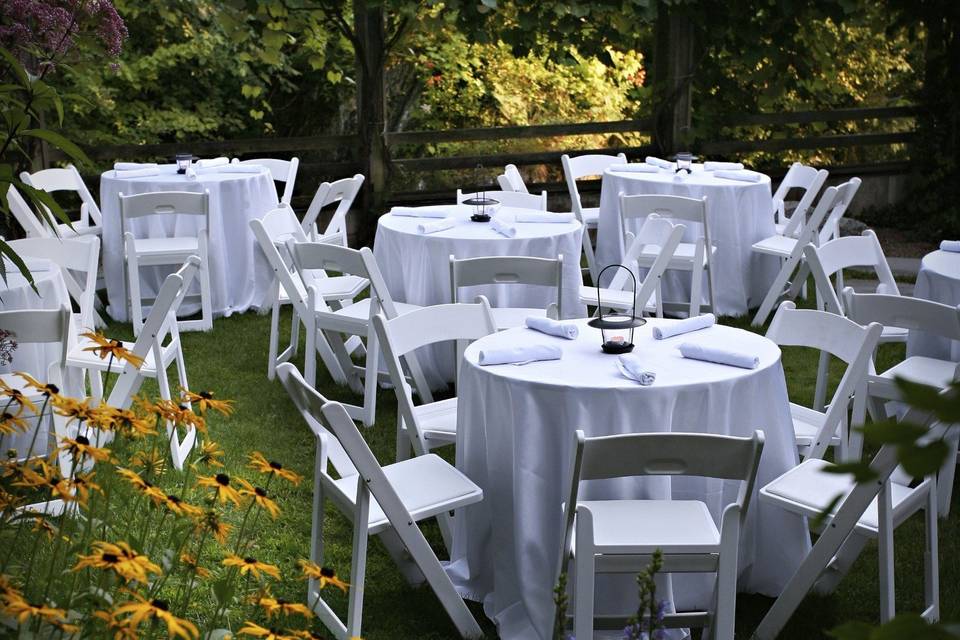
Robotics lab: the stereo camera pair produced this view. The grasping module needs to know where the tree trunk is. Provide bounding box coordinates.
[652,2,694,155]
[354,0,387,247]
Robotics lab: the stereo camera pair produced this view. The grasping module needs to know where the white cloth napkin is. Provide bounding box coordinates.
[645,156,674,170]
[679,342,759,369]
[715,169,764,183]
[200,164,264,174]
[478,344,562,366]
[195,157,229,169]
[513,211,576,224]
[617,354,656,386]
[490,217,517,238]
[610,163,660,174]
[114,162,157,171]
[390,206,450,218]
[704,161,744,171]
[114,167,160,179]
[525,316,578,339]
[416,218,456,235]
[653,314,716,339]
[940,240,960,253]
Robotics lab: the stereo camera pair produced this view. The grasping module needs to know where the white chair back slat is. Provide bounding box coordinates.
[843,289,960,341]
[250,215,310,314]
[302,174,364,243]
[774,163,829,237]
[450,255,563,317]
[234,157,300,205]
[817,177,862,245]
[20,164,102,226]
[805,230,899,315]
[609,214,685,295]
[456,189,547,211]
[561,153,627,220]
[6,184,50,238]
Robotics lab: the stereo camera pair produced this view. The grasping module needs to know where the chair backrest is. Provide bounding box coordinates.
[373,303,497,456]
[599,214,685,312]
[620,193,709,254]
[234,157,300,205]
[301,174,365,244]
[8,236,100,330]
[497,164,529,193]
[561,153,627,219]
[5,184,50,238]
[842,288,960,342]
[773,162,828,236]
[804,230,899,315]
[816,177,861,245]
[0,307,71,372]
[777,184,840,259]
[766,301,883,459]
[450,254,563,312]
[20,164,102,226]
[119,190,210,240]
[250,211,312,320]
[456,189,547,211]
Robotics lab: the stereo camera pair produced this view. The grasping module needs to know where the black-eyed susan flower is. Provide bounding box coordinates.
[196,473,242,507]
[253,594,313,620]
[222,554,281,580]
[91,610,140,640]
[53,397,102,426]
[81,332,145,369]
[236,478,281,519]
[102,407,155,438]
[181,389,234,417]
[59,435,111,463]
[15,461,74,503]
[0,411,28,435]
[194,440,224,468]
[0,379,37,414]
[248,452,301,485]
[198,510,232,544]
[1,595,68,626]
[237,621,298,639]
[163,494,203,518]
[116,467,167,503]
[14,373,59,399]
[31,515,57,540]
[289,630,327,639]
[131,449,167,477]
[70,471,102,506]
[299,560,350,593]
[112,594,199,640]
[178,553,210,579]
[73,541,162,584]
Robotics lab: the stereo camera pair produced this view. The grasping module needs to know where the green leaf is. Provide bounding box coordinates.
[898,439,950,479]
[821,461,878,483]
[0,240,36,294]
[828,620,873,640]
[871,614,957,640]
[0,47,29,88]
[20,129,91,167]
[894,377,960,423]
[861,419,927,446]
[211,577,235,606]
[811,492,844,529]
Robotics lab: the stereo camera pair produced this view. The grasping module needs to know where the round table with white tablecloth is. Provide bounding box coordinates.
[373,204,586,387]
[595,165,779,317]
[447,318,810,640]
[100,164,279,322]
[908,249,960,360]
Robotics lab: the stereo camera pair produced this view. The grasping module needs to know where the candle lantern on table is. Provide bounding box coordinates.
[587,264,646,354]
[175,153,193,175]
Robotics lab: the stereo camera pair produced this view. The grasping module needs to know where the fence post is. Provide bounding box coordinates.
[354,0,388,246]
[652,5,695,154]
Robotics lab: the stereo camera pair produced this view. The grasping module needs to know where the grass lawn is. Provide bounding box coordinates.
[109,289,959,639]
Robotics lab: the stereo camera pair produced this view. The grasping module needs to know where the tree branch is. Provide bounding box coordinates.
[384,15,410,57]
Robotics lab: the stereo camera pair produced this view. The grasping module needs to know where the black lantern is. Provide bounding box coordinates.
[587,264,646,354]
[463,193,499,222]
[175,153,192,174]
[672,151,695,174]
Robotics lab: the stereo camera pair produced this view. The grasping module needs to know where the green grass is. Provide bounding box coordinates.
[108,287,959,639]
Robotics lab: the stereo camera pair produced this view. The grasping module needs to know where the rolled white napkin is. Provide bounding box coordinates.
[617,354,656,386]
[679,342,759,369]
[525,316,578,340]
[715,169,764,183]
[199,164,264,174]
[490,217,517,238]
[114,167,160,179]
[417,218,456,235]
[513,211,576,224]
[185,167,198,180]
[478,344,562,366]
[195,157,229,169]
[114,162,157,171]
[703,161,744,171]
[940,240,960,253]
[645,156,674,170]
[653,314,716,340]
[609,163,660,174]
[390,206,450,218]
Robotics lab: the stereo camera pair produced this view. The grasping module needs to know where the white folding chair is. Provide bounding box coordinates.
[8,236,103,330]
[6,183,57,238]
[277,362,484,640]
[766,301,882,460]
[19,164,103,238]
[843,288,960,515]
[286,240,430,427]
[555,429,765,640]
[751,178,861,326]
[301,174,365,244]
[456,189,547,211]
[66,257,202,470]
[119,190,213,335]
[561,152,627,282]
[772,162,829,238]
[251,207,368,381]
[578,214,685,317]
[450,255,562,329]
[232,157,300,205]
[620,193,716,317]
[496,163,529,193]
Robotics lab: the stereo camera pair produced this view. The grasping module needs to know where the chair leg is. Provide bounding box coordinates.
[936,426,958,517]
[127,250,144,338]
[361,328,379,427]
[751,251,801,326]
[199,238,213,331]
[877,481,895,622]
[813,350,830,413]
[582,229,599,284]
[689,260,704,318]
[705,255,718,317]
[786,262,810,302]
[573,550,594,640]
[925,482,940,621]
[346,496,370,637]
[395,416,410,463]
[267,287,281,381]
[304,314,317,388]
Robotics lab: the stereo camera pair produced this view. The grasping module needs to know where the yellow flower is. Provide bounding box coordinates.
[198,510,232,545]
[289,631,328,639]
[194,440,224,468]
[31,516,57,540]
[196,473,243,507]
[299,560,350,593]
[1,594,68,626]
[0,378,38,414]
[179,553,211,579]
[0,487,24,513]
[222,554,281,581]
[112,594,199,640]
[73,541,162,584]
[81,332,145,369]
[237,622,298,640]
[101,407,155,438]
[53,397,103,426]
[15,461,74,503]
[237,478,281,519]
[91,610,140,639]
[71,471,102,506]
[0,410,28,435]
[131,449,167,477]
[248,452,301,485]
[59,434,111,463]
[14,372,60,399]
[116,467,167,503]
[181,388,235,417]
[163,494,203,518]
[253,594,313,620]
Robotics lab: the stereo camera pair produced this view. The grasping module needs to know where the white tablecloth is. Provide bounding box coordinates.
[595,165,779,317]
[100,165,279,322]
[0,264,73,456]
[909,249,960,361]
[448,318,810,640]
[373,205,586,387]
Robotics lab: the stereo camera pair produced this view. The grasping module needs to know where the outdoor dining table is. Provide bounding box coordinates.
[908,248,960,360]
[100,164,279,322]
[447,317,810,640]
[595,164,779,317]
[373,204,586,387]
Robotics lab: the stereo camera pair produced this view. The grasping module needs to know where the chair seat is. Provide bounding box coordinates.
[307,275,369,301]
[761,458,920,535]
[575,499,720,554]
[332,453,483,535]
[751,234,798,258]
[66,336,166,376]
[409,397,459,442]
[578,286,656,313]
[790,403,840,447]
[637,241,716,268]
[58,223,102,239]
[880,325,908,342]
[131,236,199,256]
[491,307,548,331]
[877,357,958,391]
[580,208,599,226]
